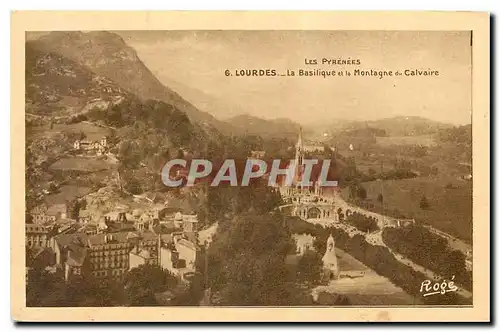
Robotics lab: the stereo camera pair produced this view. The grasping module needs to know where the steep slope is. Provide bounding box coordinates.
[30,31,231,133]
[25,42,133,117]
[25,40,229,201]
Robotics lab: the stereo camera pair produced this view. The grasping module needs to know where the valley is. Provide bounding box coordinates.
[24,30,473,308]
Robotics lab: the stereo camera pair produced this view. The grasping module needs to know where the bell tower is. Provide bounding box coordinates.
[295,127,304,166]
[293,127,305,192]
[322,234,339,281]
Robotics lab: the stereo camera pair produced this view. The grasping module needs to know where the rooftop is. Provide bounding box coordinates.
[26,224,50,233]
[54,232,89,248]
[176,238,199,251]
[138,249,151,259]
[66,246,87,266]
[87,232,130,246]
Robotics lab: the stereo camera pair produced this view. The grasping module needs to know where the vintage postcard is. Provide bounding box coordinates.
[11,11,490,322]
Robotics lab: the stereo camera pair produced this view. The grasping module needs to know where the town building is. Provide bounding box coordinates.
[181,214,199,233]
[51,230,160,283]
[87,231,158,280]
[64,246,89,283]
[78,209,92,224]
[30,203,68,224]
[129,247,156,270]
[159,233,199,280]
[30,204,49,224]
[250,150,266,159]
[78,223,100,236]
[26,223,56,248]
[34,205,202,284]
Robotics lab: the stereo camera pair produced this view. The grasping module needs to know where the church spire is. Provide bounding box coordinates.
[296,126,304,150]
[293,127,305,190]
[295,126,304,166]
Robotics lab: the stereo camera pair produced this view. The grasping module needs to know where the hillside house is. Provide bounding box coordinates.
[73,137,107,155]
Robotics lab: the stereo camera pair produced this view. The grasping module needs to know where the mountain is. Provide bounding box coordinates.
[362,116,453,136]
[25,40,228,198]
[226,114,301,139]
[29,31,231,133]
[25,42,134,117]
[319,116,453,137]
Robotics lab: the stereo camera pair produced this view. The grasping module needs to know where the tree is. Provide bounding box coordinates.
[48,182,59,193]
[377,193,384,203]
[118,140,141,169]
[420,195,430,209]
[357,186,367,200]
[207,211,295,306]
[296,250,323,287]
[124,265,177,306]
[66,199,81,219]
[348,184,358,199]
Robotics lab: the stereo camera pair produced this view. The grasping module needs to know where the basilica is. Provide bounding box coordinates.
[278,127,335,199]
[277,128,340,223]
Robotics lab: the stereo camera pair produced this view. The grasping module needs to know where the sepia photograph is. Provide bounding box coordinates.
[11,11,490,322]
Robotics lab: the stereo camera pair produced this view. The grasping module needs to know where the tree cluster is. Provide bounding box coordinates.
[344,212,379,233]
[382,225,471,290]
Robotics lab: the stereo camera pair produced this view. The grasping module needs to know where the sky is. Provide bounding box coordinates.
[119,31,471,125]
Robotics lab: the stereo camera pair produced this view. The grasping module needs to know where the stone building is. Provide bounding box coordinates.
[322,234,339,282]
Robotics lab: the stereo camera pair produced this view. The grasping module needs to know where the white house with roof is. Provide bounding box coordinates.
[73,136,107,155]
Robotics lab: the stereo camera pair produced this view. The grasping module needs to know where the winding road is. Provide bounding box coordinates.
[285,194,473,301]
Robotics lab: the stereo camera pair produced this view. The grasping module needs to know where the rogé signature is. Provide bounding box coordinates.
[420,276,458,297]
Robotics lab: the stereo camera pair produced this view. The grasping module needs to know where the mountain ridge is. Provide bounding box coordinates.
[225,114,302,139]
[29,31,232,133]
